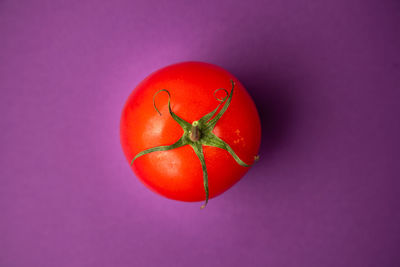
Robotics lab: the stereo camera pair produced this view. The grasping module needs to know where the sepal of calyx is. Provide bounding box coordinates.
[131,80,255,208]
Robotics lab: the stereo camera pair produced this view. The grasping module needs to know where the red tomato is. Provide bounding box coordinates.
[120,62,261,207]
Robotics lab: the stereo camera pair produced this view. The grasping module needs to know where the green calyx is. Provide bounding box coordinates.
[131,80,257,208]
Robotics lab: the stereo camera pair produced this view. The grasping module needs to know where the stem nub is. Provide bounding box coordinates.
[190,121,201,142]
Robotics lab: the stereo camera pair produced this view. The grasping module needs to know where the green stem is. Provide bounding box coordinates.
[190,121,201,142]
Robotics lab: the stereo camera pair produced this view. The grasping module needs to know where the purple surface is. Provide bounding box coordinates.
[1,0,400,266]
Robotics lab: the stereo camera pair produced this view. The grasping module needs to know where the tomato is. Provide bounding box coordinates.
[120,62,261,207]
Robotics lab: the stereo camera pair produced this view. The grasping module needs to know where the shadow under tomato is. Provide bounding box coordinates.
[206,51,307,166]
[197,43,311,195]
[207,61,310,209]
[239,70,296,163]
[227,64,303,166]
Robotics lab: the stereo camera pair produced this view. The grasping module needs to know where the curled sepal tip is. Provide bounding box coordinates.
[198,87,229,125]
[152,89,191,131]
[204,80,235,131]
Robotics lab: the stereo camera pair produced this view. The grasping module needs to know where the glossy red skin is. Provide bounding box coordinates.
[120,62,261,202]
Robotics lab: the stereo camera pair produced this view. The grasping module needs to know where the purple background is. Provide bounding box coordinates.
[1,0,399,266]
